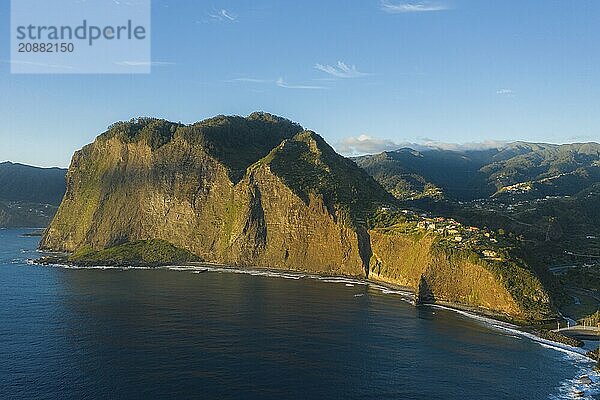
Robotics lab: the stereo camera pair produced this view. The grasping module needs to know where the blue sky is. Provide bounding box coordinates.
[1,0,599,167]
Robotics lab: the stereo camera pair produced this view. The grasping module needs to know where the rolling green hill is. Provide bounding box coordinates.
[353,148,492,200]
[0,162,66,204]
[355,142,600,201]
[0,162,66,227]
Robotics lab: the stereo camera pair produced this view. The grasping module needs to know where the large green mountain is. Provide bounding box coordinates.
[355,142,600,201]
[0,162,66,227]
[41,113,552,322]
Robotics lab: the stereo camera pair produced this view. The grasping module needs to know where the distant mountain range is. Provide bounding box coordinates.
[0,162,66,227]
[355,141,600,318]
[354,142,600,201]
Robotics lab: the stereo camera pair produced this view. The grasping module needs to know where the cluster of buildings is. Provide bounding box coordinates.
[384,207,504,261]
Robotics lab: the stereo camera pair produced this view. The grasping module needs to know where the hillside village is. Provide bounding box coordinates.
[372,206,506,261]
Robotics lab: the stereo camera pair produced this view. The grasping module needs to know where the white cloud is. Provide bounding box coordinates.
[336,134,507,156]
[336,134,400,155]
[275,77,326,90]
[208,9,237,22]
[496,88,514,96]
[220,9,237,21]
[381,1,449,13]
[314,61,368,78]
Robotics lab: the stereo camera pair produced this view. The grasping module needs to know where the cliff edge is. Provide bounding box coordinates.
[41,113,553,322]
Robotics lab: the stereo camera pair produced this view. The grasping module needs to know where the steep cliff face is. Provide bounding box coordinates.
[42,113,553,321]
[41,113,388,277]
[368,229,551,321]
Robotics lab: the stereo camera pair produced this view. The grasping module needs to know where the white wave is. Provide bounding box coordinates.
[550,364,600,399]
[432,305,518,328]
[164,266,199,271]
[365,282,415,302]
[26,254,600,398]
[28,258,592,362]
[163,265,418,307]
[33,262,153,271]
[169,265,311,281]
[431,304,591,360]
[432,305,600,399]
[316,277,367,285]
[538,343,588,359]
[502,334,522,340]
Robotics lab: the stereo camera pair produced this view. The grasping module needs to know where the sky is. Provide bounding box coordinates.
[1,0,599,167]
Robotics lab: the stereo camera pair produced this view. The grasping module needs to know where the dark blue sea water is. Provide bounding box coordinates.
[1,228,598,399]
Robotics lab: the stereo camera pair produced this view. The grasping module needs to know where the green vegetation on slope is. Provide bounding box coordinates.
[354,148,492,201]
[105,118,182,150]
[189,112,303,181]
[0,201,58,228]
[368,208,553,321]
[265,131,395,225]
[409,184,600,269]
[483,142,600,194]
[0,162,66,205]
[0,162,66,227]
[100,112,304,183]
[69,239,200,266]
[356,142,600,201]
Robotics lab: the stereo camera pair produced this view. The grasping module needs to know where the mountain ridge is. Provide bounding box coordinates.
[0,161,66,205]
[354,141,600,201]
[0,161,67,227]
[40,113,553,322]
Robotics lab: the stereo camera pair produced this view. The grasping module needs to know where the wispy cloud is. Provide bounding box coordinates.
[276,78,326,90]
[418,139,508,151]
[115,61,176,67]
[228,77,270,83]
[207,9,237,22]
[228,76,327,90]
[314,61,369,78]
[381,1,450,13]
[496,88,514,96]
[566,134,597,142]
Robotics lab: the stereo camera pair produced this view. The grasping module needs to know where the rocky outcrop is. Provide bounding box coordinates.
[41,113,554,322]
[368,230,543,319]
[42,114,386,277]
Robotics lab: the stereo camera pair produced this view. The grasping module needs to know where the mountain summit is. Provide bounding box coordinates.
[42,113,392,275]
[41,113,552,322]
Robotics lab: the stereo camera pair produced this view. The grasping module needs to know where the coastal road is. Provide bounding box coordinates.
[557,325,600,340]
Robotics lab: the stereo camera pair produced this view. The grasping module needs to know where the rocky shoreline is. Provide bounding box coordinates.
[33,253,592,359]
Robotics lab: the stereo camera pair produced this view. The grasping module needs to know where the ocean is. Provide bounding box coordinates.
[1,228,597,399]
